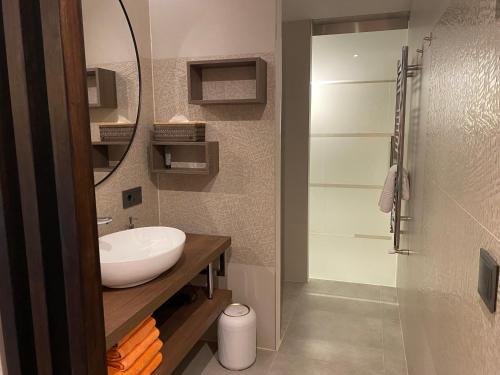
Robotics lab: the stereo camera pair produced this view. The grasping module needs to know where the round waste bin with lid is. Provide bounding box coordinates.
[218,303,257,370]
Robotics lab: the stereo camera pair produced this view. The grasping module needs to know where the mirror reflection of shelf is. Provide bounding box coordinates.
[87,68,117,109]
[150,141,219,176]
[92,141,129,172]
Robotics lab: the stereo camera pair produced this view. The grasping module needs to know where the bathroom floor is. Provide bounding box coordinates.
[174,280,407,375]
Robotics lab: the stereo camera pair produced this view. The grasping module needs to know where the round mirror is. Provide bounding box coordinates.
[82,0,141,186]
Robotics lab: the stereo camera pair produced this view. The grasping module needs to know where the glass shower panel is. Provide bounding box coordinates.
[309,137,390,186]
[311,82,396,134]
[309,29,408,287]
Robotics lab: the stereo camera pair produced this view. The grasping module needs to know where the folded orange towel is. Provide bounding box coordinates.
[108,328,160,371]
[139,353,162,375]
[107,317,156,361]
[107,339,163,375]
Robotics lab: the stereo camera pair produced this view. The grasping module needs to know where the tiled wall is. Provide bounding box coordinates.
[152,54,278,349]
[398,0,500,373]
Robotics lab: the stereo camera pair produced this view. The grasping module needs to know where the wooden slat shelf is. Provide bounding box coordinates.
[102,233,231,349]
[153,288,232,375]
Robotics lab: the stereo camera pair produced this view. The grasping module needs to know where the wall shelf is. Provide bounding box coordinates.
[87,68,117,108]
[92,142,128,172]
[187,57,267,105]
[150,141,219,176]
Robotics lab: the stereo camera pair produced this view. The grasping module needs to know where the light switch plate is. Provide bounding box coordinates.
[478,248,499,313]
[122,187,142,209]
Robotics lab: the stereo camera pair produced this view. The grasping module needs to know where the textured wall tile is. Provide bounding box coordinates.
[399,1,500,374]
[424,0,499,238]
[154,54,277,268]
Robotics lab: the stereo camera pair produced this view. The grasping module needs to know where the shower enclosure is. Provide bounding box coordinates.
[309,28,408,287]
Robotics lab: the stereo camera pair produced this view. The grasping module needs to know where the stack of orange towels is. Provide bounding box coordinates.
[107,317,163,375]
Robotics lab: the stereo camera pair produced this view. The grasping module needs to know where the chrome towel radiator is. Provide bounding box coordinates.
[390,46,420,254]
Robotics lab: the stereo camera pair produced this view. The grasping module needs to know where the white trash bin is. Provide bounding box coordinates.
[218,303,257,370]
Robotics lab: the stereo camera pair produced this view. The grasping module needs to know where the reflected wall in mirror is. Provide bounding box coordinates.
[82,0,141,186]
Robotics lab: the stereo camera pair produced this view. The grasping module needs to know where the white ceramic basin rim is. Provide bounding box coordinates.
[99,226,185,288]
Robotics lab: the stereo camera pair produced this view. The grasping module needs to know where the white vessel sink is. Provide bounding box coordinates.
[99,226,186,288]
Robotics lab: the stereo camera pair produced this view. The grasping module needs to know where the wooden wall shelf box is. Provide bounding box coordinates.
[103,234,232,375]
[92,141,129,172]
[150,141,219,176]
[87,68,117,108]
[187,57,267,105]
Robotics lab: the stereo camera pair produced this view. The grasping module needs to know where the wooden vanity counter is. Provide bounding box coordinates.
[102,233,232,369]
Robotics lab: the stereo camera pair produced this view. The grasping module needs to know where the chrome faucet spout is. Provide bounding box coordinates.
[128,216,137,229]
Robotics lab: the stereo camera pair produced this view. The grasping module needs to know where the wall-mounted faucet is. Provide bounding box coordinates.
[97,217,113,225]
[128,217,137,229]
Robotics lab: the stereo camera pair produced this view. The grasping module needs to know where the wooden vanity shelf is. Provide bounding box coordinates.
[153,288,231,375]
[87,68,117,108]
[187,57,267,105]
[92,141,129,172]
[150,141,219,176]
[103,234,232,375]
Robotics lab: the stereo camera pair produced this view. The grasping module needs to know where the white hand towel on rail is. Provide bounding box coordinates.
[378,165,410,213]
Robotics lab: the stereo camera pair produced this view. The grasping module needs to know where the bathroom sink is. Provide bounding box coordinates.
[99,227,186,288]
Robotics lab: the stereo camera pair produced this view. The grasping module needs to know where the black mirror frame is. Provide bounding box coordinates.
[95,0,142,187]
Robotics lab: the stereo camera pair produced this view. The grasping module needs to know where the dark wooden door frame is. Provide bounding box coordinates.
[0,0,106,373]
[0,5,38,374]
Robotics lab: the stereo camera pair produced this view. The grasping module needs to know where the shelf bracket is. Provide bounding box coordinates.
[206,263,214,300]
[216,252,226,277]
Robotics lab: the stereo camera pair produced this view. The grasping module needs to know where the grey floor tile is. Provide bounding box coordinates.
[382,320,405,357]
[270,352,385,375]
[282,281,306,299]
[381,303,401,324]
[279,334,385,372]
[286,308,383,348]
[268,353,336,375]
[305,279,382,301]
[296,292,384,320]
[384,351,408,375]
[173,342,276,375]
[380,287,398,304]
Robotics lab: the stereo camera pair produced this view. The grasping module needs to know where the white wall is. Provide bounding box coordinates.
[283,0,411,22]
[149,0,276,59]
[82,0,137,64]
[309,29,408,287]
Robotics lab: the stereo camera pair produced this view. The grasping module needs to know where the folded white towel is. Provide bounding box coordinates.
[378,165,410,213]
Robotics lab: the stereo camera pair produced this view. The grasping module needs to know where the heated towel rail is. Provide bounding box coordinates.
[390,46,420,254]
